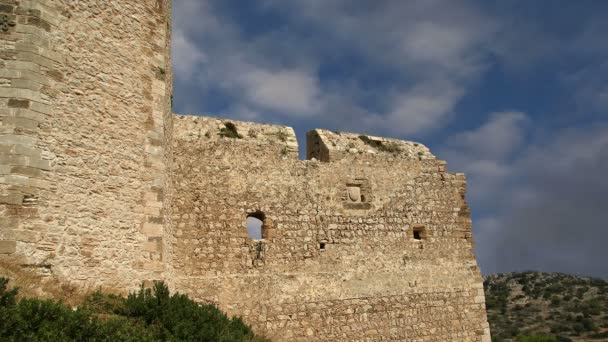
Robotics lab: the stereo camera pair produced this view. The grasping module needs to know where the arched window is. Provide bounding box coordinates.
[246,211,265,240]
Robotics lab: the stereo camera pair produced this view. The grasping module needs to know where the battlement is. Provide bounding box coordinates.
[174,114,299,157]
[174,113,435,163]
[307,128,435,162]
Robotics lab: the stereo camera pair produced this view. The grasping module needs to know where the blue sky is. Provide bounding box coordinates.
[171,1,608,277]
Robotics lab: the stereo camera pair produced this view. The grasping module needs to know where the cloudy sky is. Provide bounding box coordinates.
[171,1,608,278]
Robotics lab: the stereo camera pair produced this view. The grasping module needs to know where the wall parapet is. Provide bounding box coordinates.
[174,114,299,159]
[174,114,436,164]
[307,128,435,162]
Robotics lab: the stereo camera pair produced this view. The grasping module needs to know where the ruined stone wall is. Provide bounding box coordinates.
[171,114,490,341]
[1,1,489,339]
[0,0,173,289]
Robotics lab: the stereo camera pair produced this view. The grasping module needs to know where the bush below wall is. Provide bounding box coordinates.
[0,277,268,341]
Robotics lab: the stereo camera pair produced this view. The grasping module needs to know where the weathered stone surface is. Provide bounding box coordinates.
[0,1,489,340]
[0,0,174,288]
[0,240,16,254]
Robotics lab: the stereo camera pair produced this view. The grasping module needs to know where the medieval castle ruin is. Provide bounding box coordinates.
[0,0,490,340]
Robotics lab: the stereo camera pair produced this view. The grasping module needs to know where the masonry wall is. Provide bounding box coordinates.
[171,114,490,341]
[0,0,173,288]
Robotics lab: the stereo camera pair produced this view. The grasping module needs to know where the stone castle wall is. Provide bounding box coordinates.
[170,115,490,341]
[1,1,490,340]
[0,0,173,288]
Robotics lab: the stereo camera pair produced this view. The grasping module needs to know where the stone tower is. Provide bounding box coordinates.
[0,0,173,286]
[1,1,490,340]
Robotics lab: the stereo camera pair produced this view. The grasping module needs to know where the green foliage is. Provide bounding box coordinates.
[270,129,289,142]
[0,277,266,342]
[590,331,608,339]
[555,337,573,342]
[219,122,243,139]
[485,272,608,342]
[358,135,401,153]
[0,278,17,307]
[517,335,557,342]
[279,146,289,157]
[119,282,258,341]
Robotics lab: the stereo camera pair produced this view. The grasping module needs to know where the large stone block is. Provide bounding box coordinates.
[0,241,16,254]
[0,193,23,205]
[7,98,30,109]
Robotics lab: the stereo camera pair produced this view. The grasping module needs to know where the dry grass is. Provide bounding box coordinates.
[0,256,124,307]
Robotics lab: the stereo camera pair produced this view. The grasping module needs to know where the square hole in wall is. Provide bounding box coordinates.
[319,242,326,251]
[412,225,426,240]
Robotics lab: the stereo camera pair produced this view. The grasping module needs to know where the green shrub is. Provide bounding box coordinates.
[219,122,243,139]
[555,336,572,342]
[0,277,266,341]
[517,334,557,342]
[590,331,608,339]
[119,281,258,341]
[358,135,401,153]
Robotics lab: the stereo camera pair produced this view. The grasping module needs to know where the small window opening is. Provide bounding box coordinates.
[246,211,265,240]
[319,242,326,251]
[412,225,425,240]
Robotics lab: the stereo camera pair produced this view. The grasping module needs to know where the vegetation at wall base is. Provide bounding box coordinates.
[484,272,608,342]
[0,277,267,341]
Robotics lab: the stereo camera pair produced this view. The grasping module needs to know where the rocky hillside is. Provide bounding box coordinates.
[484,272,608,341]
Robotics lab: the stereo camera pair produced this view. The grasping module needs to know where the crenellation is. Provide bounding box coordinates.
[308,128,434,163]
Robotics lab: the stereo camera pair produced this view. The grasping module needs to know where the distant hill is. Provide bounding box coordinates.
[484,272,608,342]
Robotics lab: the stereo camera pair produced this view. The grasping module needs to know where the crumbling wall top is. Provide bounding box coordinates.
[174,114,439,164]
[174,114,298,152]
[307,129,435,162]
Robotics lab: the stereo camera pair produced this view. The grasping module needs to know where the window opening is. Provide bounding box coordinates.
[412,225,426,240]
[319,242,326,251]
[246,211,265,240]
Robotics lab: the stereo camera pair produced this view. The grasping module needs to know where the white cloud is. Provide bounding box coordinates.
[172,0,499,135]
[448,111,528,159]
[563,61,608,114]
[487,125,608,276]
[438,111,528,204]
[384,81,465,135]
[399,20,489,78]
[172,29,206,80]
[226,104,262,122]
[239,69,321,116]
[263,0,498,134]
[443,115,608,277]
[172,1,323,119]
